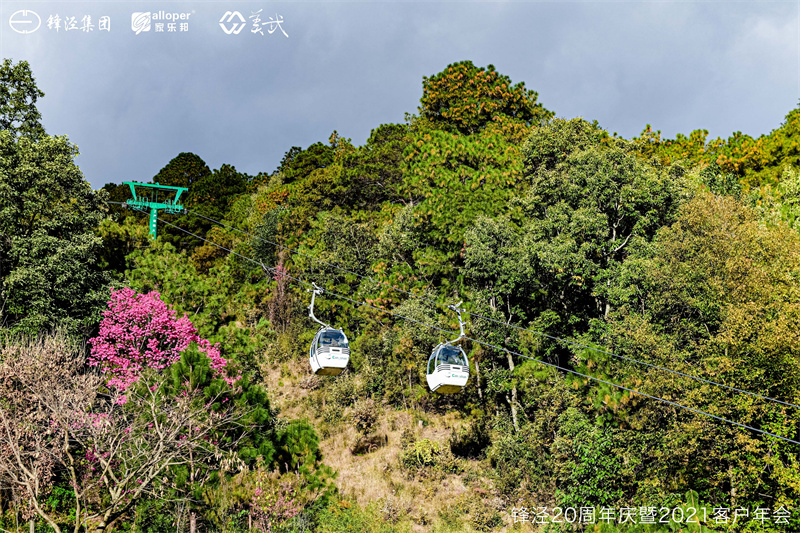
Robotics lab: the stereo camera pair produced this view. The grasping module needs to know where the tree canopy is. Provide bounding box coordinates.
[0,59,45,139]
[0,132,110,335]
[418,60,553,135]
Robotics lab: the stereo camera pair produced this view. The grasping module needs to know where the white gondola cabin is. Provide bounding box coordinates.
[426,343,469,394]
[310,327,350,376]
[426,302,470,394]
[307,284,350,376]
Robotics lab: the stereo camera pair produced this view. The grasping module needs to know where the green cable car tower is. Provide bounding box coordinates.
[123,181,188,239]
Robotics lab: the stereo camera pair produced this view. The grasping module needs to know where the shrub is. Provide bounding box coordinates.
[314,499,409,533]
[351,398,379,435]
[400,438,440,470]
[399,437,462,476]
[449,418,491,459]
[327,372,358,409]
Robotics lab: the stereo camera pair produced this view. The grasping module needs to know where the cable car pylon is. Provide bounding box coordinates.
[123,181,188,239]
[307,283,350,376]
[426,301,470,394]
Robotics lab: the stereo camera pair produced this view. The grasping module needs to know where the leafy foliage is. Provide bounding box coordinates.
[634,103,800,188]
[552,408,626,508]
[0,59,45,139]
[602,192,800,509]
[278,142,334,184]
[7,59,800,532]
[519,120,686,338]
[0,132,110,335]
[400,125,525,282]
[418,60,552,135]
[153,151,212,189]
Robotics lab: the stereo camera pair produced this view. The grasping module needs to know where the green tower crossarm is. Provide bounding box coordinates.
[122,181,189,239]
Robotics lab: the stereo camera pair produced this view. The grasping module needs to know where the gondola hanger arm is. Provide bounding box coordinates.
[307,283,329,328]
[445,301,466,344]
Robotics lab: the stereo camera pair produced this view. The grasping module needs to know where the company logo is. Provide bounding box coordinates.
[219,11,245,34]
[9,10,41,34]
[150,11,192,21]
[132,11,190,33]
[131,12,150,34]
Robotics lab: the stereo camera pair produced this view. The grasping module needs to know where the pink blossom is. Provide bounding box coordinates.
[88,287,236,398]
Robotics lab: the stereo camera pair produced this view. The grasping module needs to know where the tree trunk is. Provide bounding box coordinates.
[27,495,62,533]
[475,360,483,401]
[30,518,35,533]
[175,501,184,533]
[190,511,197,533]
[505,351,519,432]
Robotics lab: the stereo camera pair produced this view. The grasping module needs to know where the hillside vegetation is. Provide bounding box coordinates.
[1,58,800,533]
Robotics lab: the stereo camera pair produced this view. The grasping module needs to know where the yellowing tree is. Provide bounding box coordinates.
[417,61,552,136]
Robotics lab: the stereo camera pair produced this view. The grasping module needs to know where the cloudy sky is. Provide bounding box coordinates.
[1,1,798,190]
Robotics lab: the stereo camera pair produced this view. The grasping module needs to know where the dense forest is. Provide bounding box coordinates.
[1,57,800,533]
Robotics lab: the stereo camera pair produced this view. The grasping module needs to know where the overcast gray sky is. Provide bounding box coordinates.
[1,1,798,189]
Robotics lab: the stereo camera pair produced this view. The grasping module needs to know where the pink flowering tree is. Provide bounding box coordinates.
[0,329,244,533]
[88,287,232,395]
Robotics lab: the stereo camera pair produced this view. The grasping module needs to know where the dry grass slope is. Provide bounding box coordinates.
[261,359,528,533]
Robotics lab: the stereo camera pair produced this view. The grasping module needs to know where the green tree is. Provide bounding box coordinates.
[164,344,275,533]
[0,132,110,335]
[462,215,534,428]
[605,193,800,509]
[153,151,212,189]
[523,116,610,173]
[160,162,250,253]
[278,134,356,234]
[400,126,525,281]
[251,206,287,267]
[149,151,212,245]
[519,120,685,334]
[332,124,408,208]
[126,240,234,340]
[551,408,627,508]
[188,163,250,218]
[96,215,151,275]
[126,240,274,374]
[100,181,137,221]
[278,142,334,184]
[0,59,45,139]
[633,118,776,188]
[752,166,800,233]
[417,60,553,135]
[756,104,800,185]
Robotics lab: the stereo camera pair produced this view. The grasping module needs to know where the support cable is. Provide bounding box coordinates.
[147,211,800,446]
[184,208,800,411]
